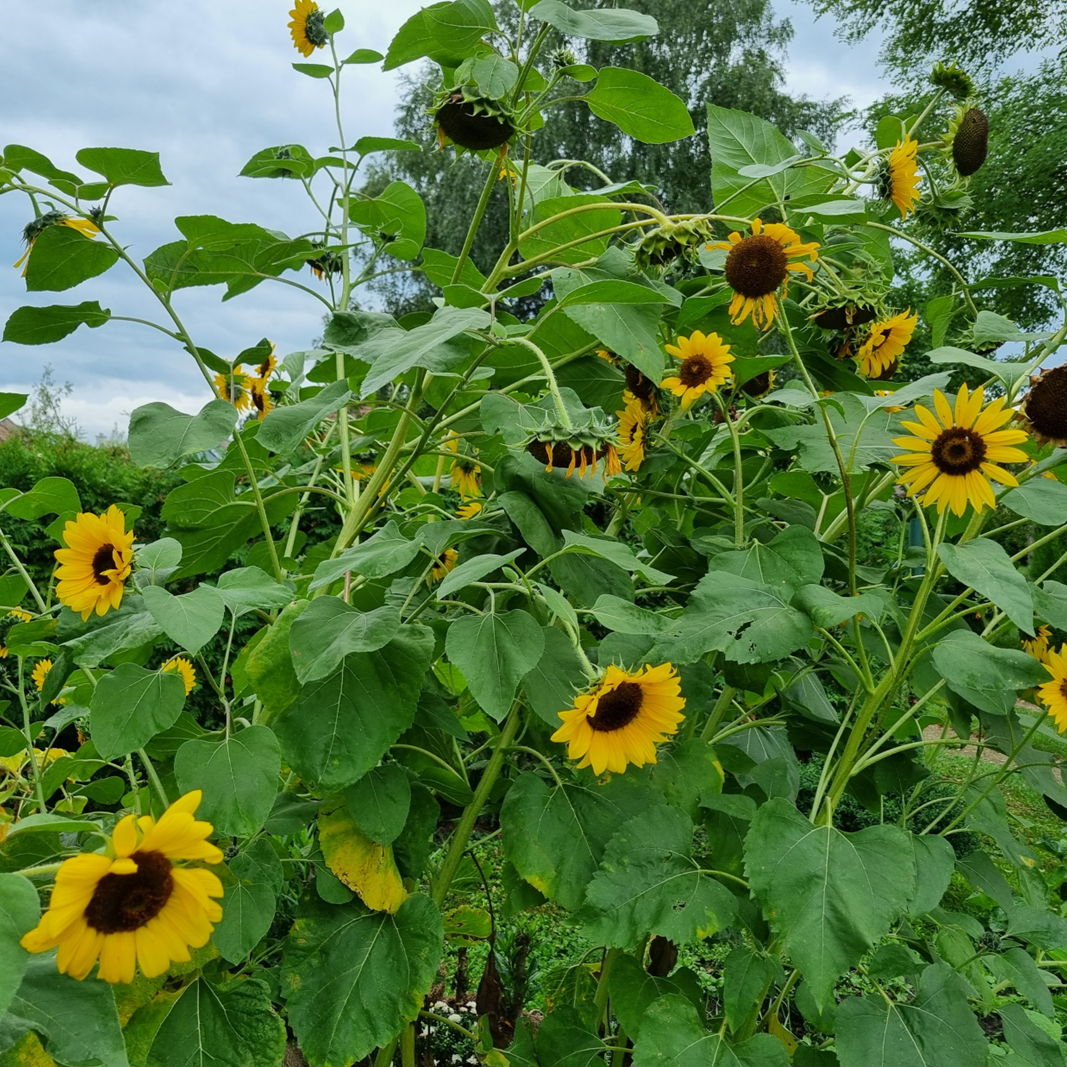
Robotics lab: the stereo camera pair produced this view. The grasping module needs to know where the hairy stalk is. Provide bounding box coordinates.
[17,659,47,813]
[0,527,47,612]
[432,705,522,907]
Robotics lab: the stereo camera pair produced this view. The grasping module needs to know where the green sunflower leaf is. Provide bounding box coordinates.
[528,0,658,43]
[127,399,238,468]
[145,976,285,1067]
[744,797,916,1010]
[288,599,402,683]
[579,804,738,947]
[583,68,695,144]
[173,726,281,837]
[23,224,119,292]
[0,874,39,1020]
[89,663,186,760]
[937,537,1034,631]
[141,583,225,655]
[283,895,443,1066]
[835,963,988,1067]
[274,625,433,792]
[212,840,284,964]
[76,147,169,187]
[2,301,111,345]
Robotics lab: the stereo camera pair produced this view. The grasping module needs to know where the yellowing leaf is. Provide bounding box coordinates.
[0,1032,58,1067]
[318,796,408,913]
[767,1014,798,1054]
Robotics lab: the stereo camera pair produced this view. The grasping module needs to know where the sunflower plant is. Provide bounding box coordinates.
[2,3,1067,1065]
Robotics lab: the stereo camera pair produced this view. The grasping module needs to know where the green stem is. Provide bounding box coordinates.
[400,1022,415,1067]
[432,704,522,907]
[231,431,283,582]
[507,336,571,426]
[700,686,738,742]
[593,947,622,1031]
[0,527,47,613]
[17,659,47,813]
[452,160,499,286]
[16,861,63,878]
[139,748,170,809]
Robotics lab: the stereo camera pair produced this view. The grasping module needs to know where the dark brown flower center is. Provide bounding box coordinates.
[931,427,987,475]
[84,850,174,934]
[679,356,714,388]
[526,440,552,465]
[872,357,898,381]
[1061,680,1067,702]
[1024,366,1067,442]
[742,371,771,397]
[625,363,655,403]
[589,681,644,732]
[724,234,788,298]
[252,387,267,413]
[92,545,119,584]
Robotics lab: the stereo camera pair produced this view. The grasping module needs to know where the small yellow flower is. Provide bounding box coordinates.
[288,0,329,57]
[707,218,819,329]
[856,311,917,379]
[431,549,459,583]
[616,400,647,472]
[892,385,1030,516]
[213,366,251,412]
[661,331,735,410]
[551,663,686,775]
[20,791,224,984]
[1023,626,1053,664]
[883,139,921,218]
[1037,645,1067,733]
[456,501,484,520]
[54,506,135,622]
[161,656,197,696]
[875,390,905,413]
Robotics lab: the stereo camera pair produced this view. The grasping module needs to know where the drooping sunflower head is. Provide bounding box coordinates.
[14,212,100,274]
[161,656,197,696]
[0,608,34,659]
[947,105,989,177]
[31,659,53,693]
[213,366,251,412]
[54,505,135,622]
[634,219,712,269]
[1023,625,1053,663]
[661,331,735,410]
[20,790,224,984]
[623,363,659,414]
[1019,364,1067,448]
[435,88,516,153]
[288,0,329,57]
[431,549,459,583]
[708,218,820,329]
[616,399,648,472]
[856,310,917,380]
[892,384,1030,516]
[523,406,622,481]
[879,139,921,219]
[551,663,686,775]
[1037,645,1067,733]
[307,247,345,282]
[811,302,878,332]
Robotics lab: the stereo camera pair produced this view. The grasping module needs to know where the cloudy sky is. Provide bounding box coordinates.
[0,0,886,440]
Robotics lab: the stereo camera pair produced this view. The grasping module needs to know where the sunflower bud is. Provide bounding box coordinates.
[550,47,578,70]
[634,219,711,269]
[930,61,975,102]
[951,107,989,177]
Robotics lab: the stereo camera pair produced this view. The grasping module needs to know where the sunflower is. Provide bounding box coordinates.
[161,657,197,696]
[450,458,481,499]
[249,378,274,421]
[525,441,621,480]
[624,364,660,415]
[595,348,618,365]
[551,663,686,775]
[0,607,34,659]
[54,506,135,622]
[1019,365,1067,448]
[213,366,252,411]
[456,500,484,520]
[661,331,735,410]
[431,549,459,583]
[20,790,223,984]
[254,348,277,382]
[1037,645,1067,733]
[882,139,921,218]
[707,218,819,329]
[288,0,329,56]
[741,368,776,400]
[1023,625,1053,663]
[31,659,52,692]
[617,400,648,472]
[892,385,1030,515]
[856,311,917,379]
[14,215,101,275]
